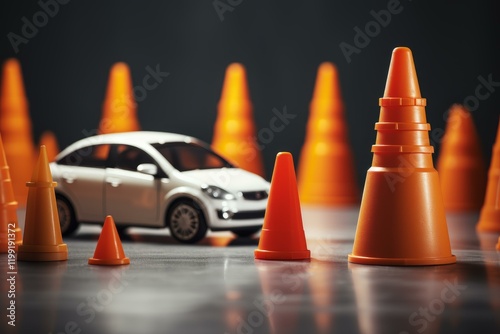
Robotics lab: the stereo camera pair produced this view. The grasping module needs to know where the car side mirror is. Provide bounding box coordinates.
[137,163,158,176]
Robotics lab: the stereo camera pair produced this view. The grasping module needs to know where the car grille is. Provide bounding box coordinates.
[241,190,268,201]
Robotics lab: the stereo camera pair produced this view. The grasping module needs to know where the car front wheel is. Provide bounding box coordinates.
[56,194,80,236]
[167,200,207,244]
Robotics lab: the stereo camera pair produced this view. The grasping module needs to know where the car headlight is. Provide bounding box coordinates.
[201,185,235,200]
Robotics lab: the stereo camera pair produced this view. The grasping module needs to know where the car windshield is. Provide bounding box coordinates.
[152,142,234,172]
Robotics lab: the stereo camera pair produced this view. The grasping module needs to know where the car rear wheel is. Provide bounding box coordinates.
[56,194,80,236]
[168,200,207,244]
[232,227,261,238]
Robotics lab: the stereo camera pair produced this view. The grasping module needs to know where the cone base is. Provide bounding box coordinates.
[254,249,310,261]
[348,254,456,266]
[477,215,500,233]
[17,243,68,261]
[88,257,130,266]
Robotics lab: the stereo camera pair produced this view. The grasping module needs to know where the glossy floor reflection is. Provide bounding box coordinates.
[1,208,499,333]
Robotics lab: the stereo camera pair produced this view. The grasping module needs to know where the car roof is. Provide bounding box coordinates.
[56,131,205,159]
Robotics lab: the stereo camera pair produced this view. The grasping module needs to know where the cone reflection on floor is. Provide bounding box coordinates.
[17,146,67,261]
[89,215,130,265]
[0,134,22,252]
[437,104,487,212]
[348,47,455,266]
[255,261,309,334]
[99,62,140,134]
[212,63,265,177]
[298,62,358,206]
[39,131,60,162]
[255,152,310,260]
[477,119,500,232]
[0,59,36,206]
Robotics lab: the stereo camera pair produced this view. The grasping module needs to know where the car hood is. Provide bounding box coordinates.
[178,168,270,192]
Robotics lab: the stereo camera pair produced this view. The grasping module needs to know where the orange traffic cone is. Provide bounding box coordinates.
[99,62,140,134]
[39,131,60,162]
[298,62,358,206]
[89,215,130,265]
[212,63,265,177]
[0,134,22,252]
[477,119,500,232]
[0,59,36,207]
[255,152,310,260]
[348,47,455,266]
[437,104,487,211]
[17,146,67,261]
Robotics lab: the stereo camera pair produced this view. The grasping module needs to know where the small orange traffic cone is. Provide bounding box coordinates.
[477,119,500,232]
[298,62,358,206]
[89,215,130,265]
[17,146,68,261]
[0,59,36,207]
[437,104,487,211]
[99,62,140,134]
[212,63,265,177]
[255,152,310,260]
[348,47,455,266]
[0,134,22,252]
[39,131,60,162]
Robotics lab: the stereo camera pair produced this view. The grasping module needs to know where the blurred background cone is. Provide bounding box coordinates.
[0,134,22,252]
[437,104,487,212]
[38,131,60,162]
[212,63,265,177]
[477,119,500,232]
[99,62,140,134]
[0,58,36,207]
[298,62,358,206]
[255,152,310,260]
[348,47,455,266]
[17,146,67,261]
[89,215,130,265]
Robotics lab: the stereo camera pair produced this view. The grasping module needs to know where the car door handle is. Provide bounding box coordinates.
[62,173,76,184]
[106,177,122,188]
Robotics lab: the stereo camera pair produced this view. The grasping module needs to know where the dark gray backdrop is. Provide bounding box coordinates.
[1,0,499,182]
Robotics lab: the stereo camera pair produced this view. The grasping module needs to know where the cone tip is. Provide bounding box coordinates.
[110,62,130,74]
[383,46,421,98]
[313,62,341,101]
[220,63,250,102]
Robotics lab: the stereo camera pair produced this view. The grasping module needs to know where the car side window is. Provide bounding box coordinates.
[114,145,157,172]
[58,144,110,168]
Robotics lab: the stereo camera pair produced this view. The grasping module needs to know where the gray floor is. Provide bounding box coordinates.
[1,207,500,334]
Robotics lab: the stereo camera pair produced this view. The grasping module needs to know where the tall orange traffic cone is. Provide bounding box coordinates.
[437,104,487,211]
[348,47,455,266]
[99,62,140,134]
[0,134,22,252]
[212,63,265,177]
[298,63,358,206]
[477,119,500,232]
[0,59,36,207]
[255,152,310,260]
[89,215,130,265]
[39,131,60,162]
[17,146,67,261]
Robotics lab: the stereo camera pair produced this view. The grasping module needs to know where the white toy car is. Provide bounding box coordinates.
[50,131,270,243]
